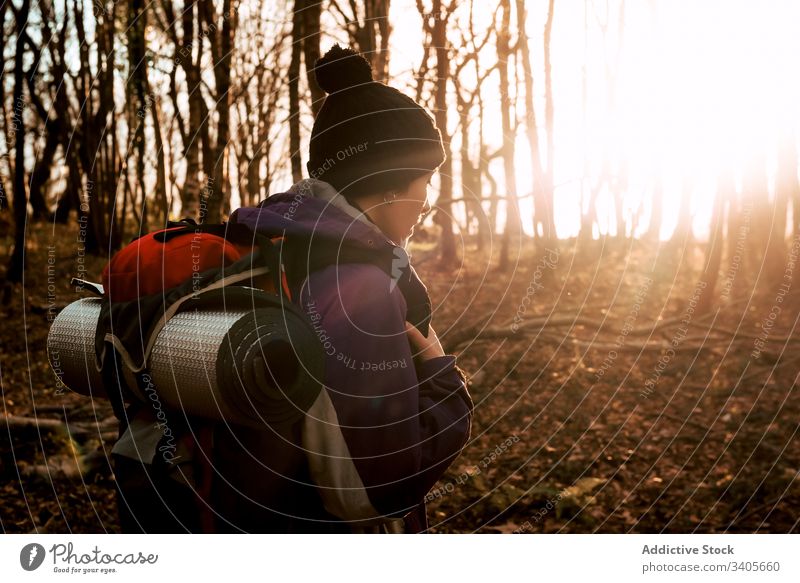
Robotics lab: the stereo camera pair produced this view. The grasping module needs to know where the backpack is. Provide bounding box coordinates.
[94,218,301,413]
[52,215,434,532]
[93,219,313,532]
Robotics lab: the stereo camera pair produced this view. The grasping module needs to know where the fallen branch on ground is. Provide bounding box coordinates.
[1,415,117,440]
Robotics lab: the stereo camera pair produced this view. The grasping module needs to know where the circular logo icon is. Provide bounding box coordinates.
[20,543,46,571]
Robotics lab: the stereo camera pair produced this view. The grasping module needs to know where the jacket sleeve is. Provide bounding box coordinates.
[298,262,473,520]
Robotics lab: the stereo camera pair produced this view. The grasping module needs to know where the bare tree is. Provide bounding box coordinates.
[768,128,798,273]
[670,175,694,248]
[646,170,664,241]
[431,0,457,265]
[330,0,392,81]
[127,0,149,232]
[0,2,8,215]
[452,1,495,251]
[174,0,209,219]
[725,171,745,290]
[742,150,769,276]
[516,0,547,245]
[497,0,521,272]
[289,1,306,183]
[197,0,236,223]
[72,0,125,252]
[542,0,555,242]
[50,2,81,224]
[19,1,56,222]
[6,0,31,282]
[233,12,290,206]
[303,1,324,116]
[696,171,730,314]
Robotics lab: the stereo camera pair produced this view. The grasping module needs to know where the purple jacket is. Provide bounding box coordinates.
[226,179,474,532]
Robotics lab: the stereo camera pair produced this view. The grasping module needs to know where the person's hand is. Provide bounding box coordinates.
[405,321,445,364]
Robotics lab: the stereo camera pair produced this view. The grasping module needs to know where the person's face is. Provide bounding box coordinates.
[356,171,434,246]
[385,172,434,245]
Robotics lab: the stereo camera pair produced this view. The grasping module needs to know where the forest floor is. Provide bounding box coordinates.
[1,221,799,533]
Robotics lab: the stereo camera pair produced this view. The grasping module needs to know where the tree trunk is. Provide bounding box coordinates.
[48,1,74,224]
[725,179,746,295]
[541,0,556,244]
[128,0,148,231]
[670,176,693,249]
[696,172,729,314]
[647,171,663,241]
[202,0,236,224]
[346,0,392,81]
[497,0,521,272]
[612,160,629,239]
[181,0,203,219]
[0,2,7,214]
[431,0,456,266]
[25,24,61,225]
[373,0,392,82]
[770,129,797,274]
[27,126,58,221]
[289,0,304,183]
[742,152,769,273]
[6,0,31,283]
[149,91,169,225]
[302,1,324,117]
[516,0,548,246]
[475,91,490,250]
[458,99,480,246]
[73,0,121,253]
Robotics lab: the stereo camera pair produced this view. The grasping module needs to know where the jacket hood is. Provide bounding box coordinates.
[229,179,396,252]
[229,179,432,337]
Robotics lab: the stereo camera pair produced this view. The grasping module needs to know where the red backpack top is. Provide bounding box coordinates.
[101,221,286,302]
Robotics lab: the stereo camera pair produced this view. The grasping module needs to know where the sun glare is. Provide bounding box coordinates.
[382,0,800,240]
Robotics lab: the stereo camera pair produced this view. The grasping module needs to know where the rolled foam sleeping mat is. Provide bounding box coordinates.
[47,298,324,427]
[47,298,107,399]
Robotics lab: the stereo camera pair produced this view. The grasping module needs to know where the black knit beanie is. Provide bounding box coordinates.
[307,45,446,199]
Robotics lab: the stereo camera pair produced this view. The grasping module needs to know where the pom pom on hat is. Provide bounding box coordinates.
[313,44,374,94]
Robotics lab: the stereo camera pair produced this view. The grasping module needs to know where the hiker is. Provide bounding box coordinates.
[227,44,473,533]
[112,44,473,533]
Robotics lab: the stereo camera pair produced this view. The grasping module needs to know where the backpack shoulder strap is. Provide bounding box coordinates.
[279,238,431,336]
